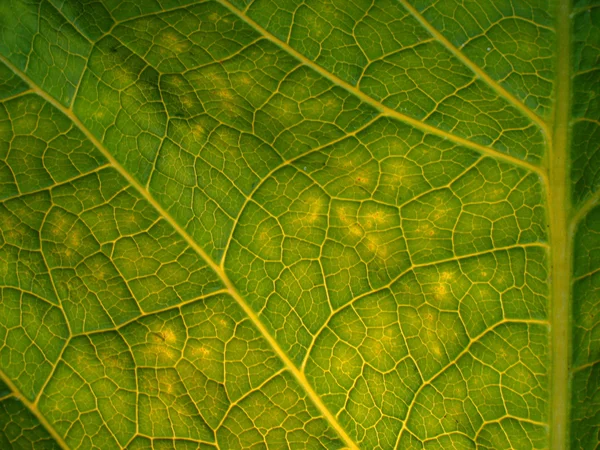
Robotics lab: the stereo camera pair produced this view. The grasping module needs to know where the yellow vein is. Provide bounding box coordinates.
[70,289,230,339]
[571,359,600,374]
[572,266,600,283]
[0,164,112,204]
[473,416,549,440]
[134,434,216,446]
[216,0,546,180]
[570,189,600,231]
[0,369,70,450]
[34,336,72,407]
[397,0,550,137]
[0,54,359,450]
[549,1,572,449]
[216,368,287,430]
[0,89,34,103]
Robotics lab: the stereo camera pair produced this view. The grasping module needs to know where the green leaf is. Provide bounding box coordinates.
[0,0,597,449]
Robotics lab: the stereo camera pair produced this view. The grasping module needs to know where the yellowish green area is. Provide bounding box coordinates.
[0,0,598,449]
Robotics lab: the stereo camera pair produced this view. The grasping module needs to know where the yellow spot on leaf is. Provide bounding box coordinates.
[440,271,453,281]
[434,284,447,299]
[349,223,364,237]
[192,345,210,358]
[239,74,252,85]
[215,89,234,100]
[192,123,206,139]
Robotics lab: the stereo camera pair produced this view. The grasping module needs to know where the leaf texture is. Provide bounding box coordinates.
[0,0,597,449]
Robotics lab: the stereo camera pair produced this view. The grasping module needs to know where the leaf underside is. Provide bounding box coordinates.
[0,0,598,449]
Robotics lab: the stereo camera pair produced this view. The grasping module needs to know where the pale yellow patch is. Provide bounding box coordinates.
[280,101,297,114]
[379,332,393,350]
[192,345,210,358]
[341,158,355,170]
[386,157,409,182]
[159,31,181,46]
[337,207,349,223]
[105,355,124,369]
[238,74,252,85]
[182,96,195,108]
[370,339,384,357]
[303,196,324,223]
[365,236,388,258]
[5,230,20,241]
[349,223,364,238]
[215,89,234,100]
[163,381,175,394]
[170,76,185,87]
[431,342,442,357]
[174,41,189,53]
[390,173,404,186]
[431,207,449,221]
[364,210,391,230]
[114,67,134,85]
[433,283,448,299]
[192,123,205,139]
[417,222,435,236]
[162,328,176,344]
[68,230,81,247]
[94,265,109,280]
[297,212,319,224]
[3,215,17,228]
[151,328,177,345]
[423,311,436,324]
[313,27,326,39]
[440,271,453,281]
[491,187,505,197]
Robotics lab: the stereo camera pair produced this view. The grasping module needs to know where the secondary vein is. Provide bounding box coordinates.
[397,0,550,137]
[216,0,547,181]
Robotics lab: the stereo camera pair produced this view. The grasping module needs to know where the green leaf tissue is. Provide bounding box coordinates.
[0,0,597,449]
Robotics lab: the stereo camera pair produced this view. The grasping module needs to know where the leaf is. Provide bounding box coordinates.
[0,0,596,449]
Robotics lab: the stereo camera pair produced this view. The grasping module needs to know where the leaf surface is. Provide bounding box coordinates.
[0,0,597,449]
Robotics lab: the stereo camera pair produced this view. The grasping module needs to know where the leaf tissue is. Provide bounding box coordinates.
[0,0,598,449]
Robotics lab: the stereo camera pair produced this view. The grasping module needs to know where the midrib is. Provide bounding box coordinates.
[549,0,571,449]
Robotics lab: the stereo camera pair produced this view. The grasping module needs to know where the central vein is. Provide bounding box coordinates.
[549,0,572,448]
